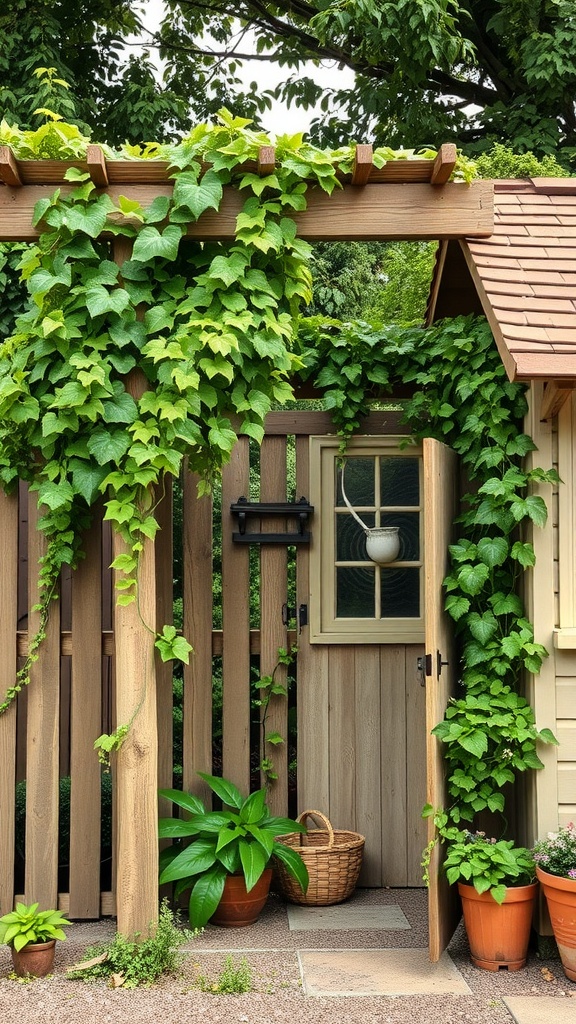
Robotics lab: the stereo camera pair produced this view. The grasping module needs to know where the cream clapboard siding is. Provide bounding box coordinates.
[554,390,576,825]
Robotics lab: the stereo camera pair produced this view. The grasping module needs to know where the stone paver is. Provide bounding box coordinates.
[298,948,472,996]
[287,904,410,931]
[504,996,576,1024]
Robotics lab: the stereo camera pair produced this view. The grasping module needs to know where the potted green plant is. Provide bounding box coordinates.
[158,772,309,928]
[0,902,71,977]
[424,809,537,971]
[533,822,576,982]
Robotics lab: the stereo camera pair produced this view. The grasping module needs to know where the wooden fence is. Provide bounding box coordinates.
[0,410,427,919]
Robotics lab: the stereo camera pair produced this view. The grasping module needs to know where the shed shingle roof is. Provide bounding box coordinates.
[431,178,576,381]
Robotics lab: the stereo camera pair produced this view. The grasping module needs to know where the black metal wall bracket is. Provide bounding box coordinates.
[230,495,314,544]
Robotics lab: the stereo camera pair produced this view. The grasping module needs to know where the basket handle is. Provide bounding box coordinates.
[296,809,335,849]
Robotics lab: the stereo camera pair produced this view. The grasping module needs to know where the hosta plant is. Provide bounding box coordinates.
[158,772,309,928]
[0,903,71,951]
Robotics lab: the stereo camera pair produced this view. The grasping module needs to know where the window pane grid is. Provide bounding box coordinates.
[334,454,422,620]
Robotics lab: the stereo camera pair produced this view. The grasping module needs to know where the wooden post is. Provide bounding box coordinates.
[112,240,159,937]
[113,519,159,936]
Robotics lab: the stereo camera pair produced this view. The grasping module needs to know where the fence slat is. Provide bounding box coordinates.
[156,481,174,812]
[25,495,60,909]
[295,436,330,814]
[380,645,408,884]
[69,517,102,918]
[354,646,382,885]
[221,440,251,793]
[405,643,427,885]
[183,469,213,801]
[0,490,18,913]
[260,437,288,815]
[329,647,356,828]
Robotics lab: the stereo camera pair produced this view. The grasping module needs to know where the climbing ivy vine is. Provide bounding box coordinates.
[0,109,556,826]
[297,314,559,828]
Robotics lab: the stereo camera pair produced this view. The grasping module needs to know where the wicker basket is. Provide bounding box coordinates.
[275,809,365,906]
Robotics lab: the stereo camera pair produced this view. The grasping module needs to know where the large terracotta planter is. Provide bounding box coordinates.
[210,869,272,927]
[536,866,576,982]
[10,939,56,978]
[458,881,538,971]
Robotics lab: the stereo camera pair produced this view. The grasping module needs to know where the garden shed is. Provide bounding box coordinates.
[428,177,576,937]
[0,135,497,960]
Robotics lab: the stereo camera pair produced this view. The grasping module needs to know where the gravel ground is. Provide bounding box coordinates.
[0,888,573,1024]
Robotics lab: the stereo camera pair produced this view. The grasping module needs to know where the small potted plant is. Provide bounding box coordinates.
[158,772,309,928]
[424,808,537,971]
[0,902,72,977]
[532,821,576,982]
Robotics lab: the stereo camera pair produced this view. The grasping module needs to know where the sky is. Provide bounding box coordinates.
[132,0,355,137]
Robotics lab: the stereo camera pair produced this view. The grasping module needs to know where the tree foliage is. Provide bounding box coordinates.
[2,1,576,158]
[155,0,576,158]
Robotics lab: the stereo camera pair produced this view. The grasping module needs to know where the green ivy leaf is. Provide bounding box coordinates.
[457,563,490,595]
[172,169,223,220]
[87,427,131,465]
[132,224,183,262]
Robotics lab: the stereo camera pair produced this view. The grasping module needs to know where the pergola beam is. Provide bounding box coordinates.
[0,180,493,241]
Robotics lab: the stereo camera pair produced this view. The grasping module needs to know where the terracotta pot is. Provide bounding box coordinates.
[536,866,576,982]
[210,869,272,927]
[10,939,56,978]
[458,881,538,971]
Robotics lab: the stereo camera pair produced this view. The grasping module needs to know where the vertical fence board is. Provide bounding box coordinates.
[25,495,60,909]
[260,437,288,814]
[113,523,159,937]
[155,480,174,814]
[405,644,427,885]
[0,490,18,913]
[183,469,213,801]
[221,440,251,793]
[69,517,102,918]
[295,436,330,814]
[380,644,408,885]
[329,647,356,827]
[355,646,382,885]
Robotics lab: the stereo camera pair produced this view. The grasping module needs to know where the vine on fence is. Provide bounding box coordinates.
[0,108,556,825]
[297,314,559,827]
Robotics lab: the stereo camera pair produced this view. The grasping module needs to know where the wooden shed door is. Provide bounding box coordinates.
[423,437,460,960]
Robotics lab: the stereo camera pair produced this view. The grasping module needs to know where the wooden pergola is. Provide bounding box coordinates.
[0,139,493,943]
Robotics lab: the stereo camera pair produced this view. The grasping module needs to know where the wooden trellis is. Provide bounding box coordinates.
[0,140,494,940]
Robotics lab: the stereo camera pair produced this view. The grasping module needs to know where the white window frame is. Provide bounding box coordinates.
[309,435,425,644]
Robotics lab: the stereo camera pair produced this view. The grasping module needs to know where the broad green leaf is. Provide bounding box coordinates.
[87,428,131,466]
[457,563,489,595]
[158,789,206,815]
[477,536,508,568]
[467,611,498,645]
[173,169,223,220]
[188,865,227,929]
[159,839,217,884]
[273,843,309,893]
[239,788,267,824]
[459,730,488,758]
[238,839,267,891]
[197,772,243,809]
[132,224,183,262]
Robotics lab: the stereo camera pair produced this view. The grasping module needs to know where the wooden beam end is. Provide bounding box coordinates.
[257,146,276,176]
[86,144,109,187]
[431,143,457,186]
[0,146,22,187]
[541,379,576,420]
[351,144,373,186]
